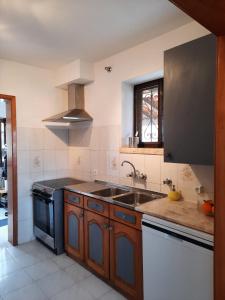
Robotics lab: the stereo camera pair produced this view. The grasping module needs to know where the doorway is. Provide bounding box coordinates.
[0,94,17,246]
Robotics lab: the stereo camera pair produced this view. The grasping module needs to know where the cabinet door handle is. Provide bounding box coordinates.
[102,223,108,229]
[102,223,113,230]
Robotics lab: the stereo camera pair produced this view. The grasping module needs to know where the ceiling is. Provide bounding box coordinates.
[0,0,192,70]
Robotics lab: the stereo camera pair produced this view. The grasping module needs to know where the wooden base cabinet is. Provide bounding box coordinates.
[64,193,143,300]
[84,210,110,279]
[64,203,84,261]
[110,220,143,300]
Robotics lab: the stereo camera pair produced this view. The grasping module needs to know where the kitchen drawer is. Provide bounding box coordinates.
[84,196,109,217]
[110,204,142,230]
[64,190,84,208]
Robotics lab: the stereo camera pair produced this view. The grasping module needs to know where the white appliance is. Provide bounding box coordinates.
[142,214,213,300]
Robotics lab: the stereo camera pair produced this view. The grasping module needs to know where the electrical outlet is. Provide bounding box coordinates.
[195,186,204,194]
[93,169,98,176]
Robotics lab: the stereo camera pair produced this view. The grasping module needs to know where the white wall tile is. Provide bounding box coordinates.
[55,150,69,171]
[29,150,43,173]
[18,174,32,199]
[106,151,119,177]
[17,127,30,150]
[160,157,178,187]
[18,196,33,221]
[29,128,44,150]
[43,150,56,172]
[54,129,69,150]
[43,129,57,150]
[119,154,133,178]
[17,150,30,174]
[144,155,161,184]
[18,219,35,244]
[146,182,161,193]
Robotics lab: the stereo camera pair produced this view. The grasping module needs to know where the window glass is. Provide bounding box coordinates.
[141,86,159,143]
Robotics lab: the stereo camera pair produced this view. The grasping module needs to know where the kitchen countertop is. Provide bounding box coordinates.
[65,181,114,203]
[65,181,214,236]
[136,197,214,235]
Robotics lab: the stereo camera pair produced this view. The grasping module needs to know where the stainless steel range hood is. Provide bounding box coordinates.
[43,84,93,126]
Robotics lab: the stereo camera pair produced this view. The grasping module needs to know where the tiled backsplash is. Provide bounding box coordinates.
[17,127,70,243]
[68,125,214,203]
[17,124,214,243]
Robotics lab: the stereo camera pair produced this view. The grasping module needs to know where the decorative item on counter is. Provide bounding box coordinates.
[163,179,181,201]
[201,200,214,217]
[128,131,139,148]
[168,185,181,201]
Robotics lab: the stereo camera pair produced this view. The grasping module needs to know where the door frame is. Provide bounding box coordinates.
[0,94,18,246]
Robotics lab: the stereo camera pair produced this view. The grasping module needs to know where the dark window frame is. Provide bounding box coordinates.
[134,78,163,148]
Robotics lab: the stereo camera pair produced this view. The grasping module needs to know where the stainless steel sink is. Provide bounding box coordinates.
[113,191,166,207]
[91,187,129,198]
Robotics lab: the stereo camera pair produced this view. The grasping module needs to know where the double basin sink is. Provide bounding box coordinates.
[91,186,165,209]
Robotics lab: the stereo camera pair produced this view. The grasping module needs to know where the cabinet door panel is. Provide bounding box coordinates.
[64,203,84,261]
[164,34,216,165]
[68,214,79,249]
[89,222,103,265]
[110,221,143,300]
[84,210,109,279]
[116,235,135,286]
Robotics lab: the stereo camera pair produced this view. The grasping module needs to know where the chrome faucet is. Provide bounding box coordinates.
[121,160,137,177]
[121,160,147,181]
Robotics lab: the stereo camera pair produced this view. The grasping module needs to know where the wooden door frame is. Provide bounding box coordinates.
[0,94,18,246]
[168,1,225,299]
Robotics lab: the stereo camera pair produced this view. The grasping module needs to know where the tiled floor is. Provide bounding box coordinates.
[0,237,126,300]
[0,208,7,221]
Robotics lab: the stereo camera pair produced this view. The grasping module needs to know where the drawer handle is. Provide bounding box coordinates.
[115,211,136,224]
[88,201,104,212]
[68,195,80,204]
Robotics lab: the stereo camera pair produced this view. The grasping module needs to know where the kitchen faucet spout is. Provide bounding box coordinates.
[121,160,137,177]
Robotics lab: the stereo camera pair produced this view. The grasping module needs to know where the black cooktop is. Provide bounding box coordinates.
[35,177,84,190]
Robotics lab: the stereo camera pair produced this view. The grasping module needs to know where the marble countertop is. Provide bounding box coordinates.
[65,180,214,235]
[136,197,214,235]
[64,181,114,203]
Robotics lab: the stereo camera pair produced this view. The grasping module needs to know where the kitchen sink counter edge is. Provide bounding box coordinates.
[64,180,214,236]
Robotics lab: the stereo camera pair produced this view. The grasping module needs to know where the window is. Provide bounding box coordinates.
[134,78,163,148]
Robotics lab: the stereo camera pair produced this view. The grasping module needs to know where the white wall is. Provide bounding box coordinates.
[0,59,70,243]
[68,21,214,203]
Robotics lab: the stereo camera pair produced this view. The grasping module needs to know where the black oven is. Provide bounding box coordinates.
[33,190,54,238]
[32,178,85,255]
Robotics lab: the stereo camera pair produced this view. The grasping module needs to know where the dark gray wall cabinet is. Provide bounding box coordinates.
[164,34,216,165]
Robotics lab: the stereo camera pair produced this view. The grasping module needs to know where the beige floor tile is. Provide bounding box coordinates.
[36,269,75,298]
[0,270,32,296]
[24,260,59,280]
[64,261,92,283]
[2,283,47,300]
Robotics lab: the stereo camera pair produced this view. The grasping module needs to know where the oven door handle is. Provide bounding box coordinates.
[32,193,52,204]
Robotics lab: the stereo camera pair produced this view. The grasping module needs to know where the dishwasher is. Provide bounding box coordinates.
[142,214,213,300]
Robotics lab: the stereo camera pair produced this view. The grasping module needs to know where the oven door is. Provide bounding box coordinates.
[33,192,54,238]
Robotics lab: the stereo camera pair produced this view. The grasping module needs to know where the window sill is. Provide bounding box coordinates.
[120,147,164,155]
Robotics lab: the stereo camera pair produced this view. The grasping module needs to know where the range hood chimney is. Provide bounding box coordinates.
[43,84,93,125]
